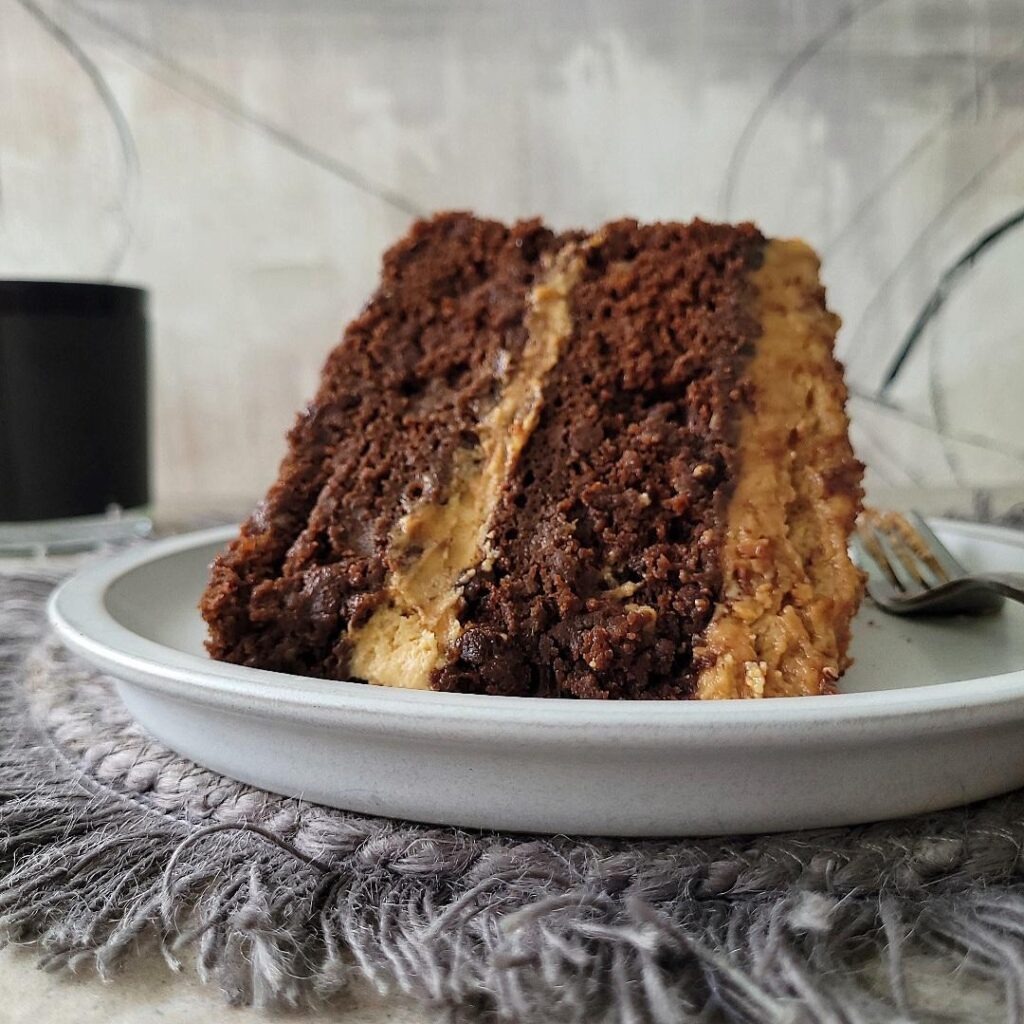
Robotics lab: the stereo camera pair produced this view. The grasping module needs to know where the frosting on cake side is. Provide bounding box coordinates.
[693,240,864,699]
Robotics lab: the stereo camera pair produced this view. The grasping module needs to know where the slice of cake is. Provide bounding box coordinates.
[201,213,864,699]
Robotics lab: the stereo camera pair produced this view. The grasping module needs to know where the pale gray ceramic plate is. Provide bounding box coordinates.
[48,519,1024,836]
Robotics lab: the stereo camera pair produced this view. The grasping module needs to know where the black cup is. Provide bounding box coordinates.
[0,281,149,523]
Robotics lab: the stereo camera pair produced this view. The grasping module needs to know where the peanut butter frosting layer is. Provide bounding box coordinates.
[202,214,864,699]
[693,241,864,699]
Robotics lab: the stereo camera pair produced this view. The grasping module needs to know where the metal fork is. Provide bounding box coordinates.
[851,510,1024,615]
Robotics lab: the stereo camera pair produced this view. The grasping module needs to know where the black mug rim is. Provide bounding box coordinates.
[0,280,147,317]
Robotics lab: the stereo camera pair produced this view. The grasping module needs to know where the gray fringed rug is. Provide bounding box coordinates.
[3,535,1024,1024]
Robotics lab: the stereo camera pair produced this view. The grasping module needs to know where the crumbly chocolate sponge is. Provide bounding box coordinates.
[201,212,864,699]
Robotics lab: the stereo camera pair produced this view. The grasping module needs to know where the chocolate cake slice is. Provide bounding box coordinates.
[201,213,864,699]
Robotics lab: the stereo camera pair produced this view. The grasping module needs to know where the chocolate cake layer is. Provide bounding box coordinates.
[202,213,566,676]
[202,213,864,699]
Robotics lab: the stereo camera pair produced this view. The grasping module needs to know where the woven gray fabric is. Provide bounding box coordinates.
[2,552,1024,1023]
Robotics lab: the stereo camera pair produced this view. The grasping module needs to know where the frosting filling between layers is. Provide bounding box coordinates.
[694,240,864,699]
[347,242,588,688]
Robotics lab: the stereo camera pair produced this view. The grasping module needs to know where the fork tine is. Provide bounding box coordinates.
[887,516,945,589]
[901,544,944,588]
[870,525,922,594]
[907,510,965,581]
[851,531,898,600]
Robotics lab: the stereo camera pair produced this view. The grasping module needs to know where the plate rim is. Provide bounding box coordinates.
[46,518,1024,739]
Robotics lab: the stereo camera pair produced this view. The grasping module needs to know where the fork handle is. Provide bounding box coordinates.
[972,572,1024,604]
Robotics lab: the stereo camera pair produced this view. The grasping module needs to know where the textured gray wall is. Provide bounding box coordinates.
[1,0,1022,502]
